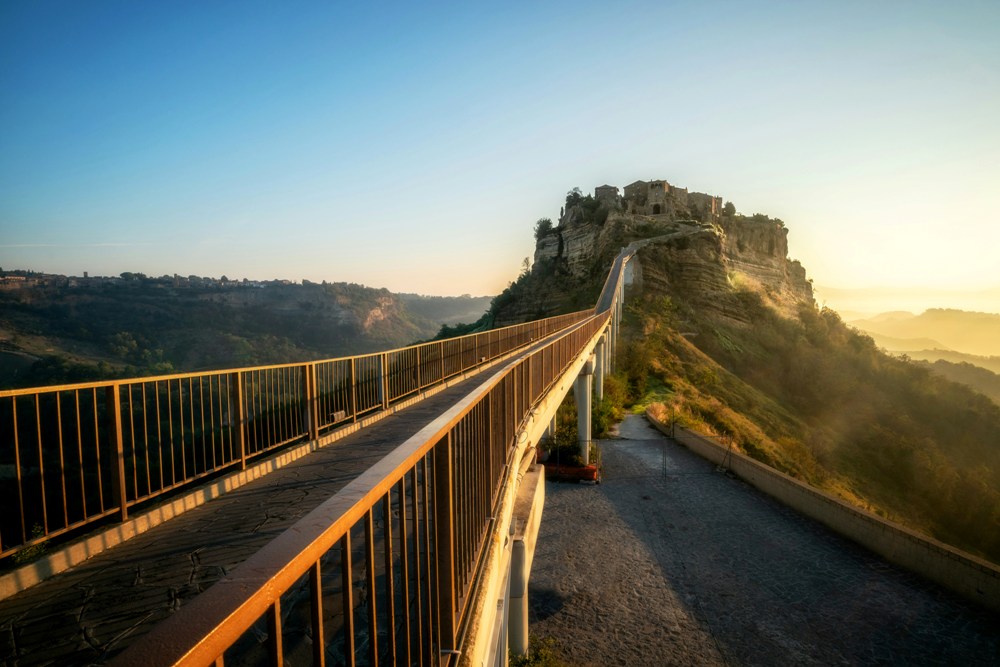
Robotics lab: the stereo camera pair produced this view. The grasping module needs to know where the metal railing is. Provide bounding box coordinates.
[116,310,611,667]
[114,250,632,666]
[0,310,592,560]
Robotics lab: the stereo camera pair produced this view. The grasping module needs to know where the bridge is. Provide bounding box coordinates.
[3,247,999,666]
[0,250,632,665]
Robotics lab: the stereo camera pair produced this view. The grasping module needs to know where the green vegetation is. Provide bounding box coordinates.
[565,188,609,226]
[510,636,567,667]
[914,359,1000,406]
[534,217,554,240]
[623,290,1000,564]
[12,525,46,564]
[0,277,491,388]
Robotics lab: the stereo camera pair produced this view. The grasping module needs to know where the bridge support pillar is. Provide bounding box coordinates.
[575,356,594,465]
[595,337,606,402]
[610,314,618,372]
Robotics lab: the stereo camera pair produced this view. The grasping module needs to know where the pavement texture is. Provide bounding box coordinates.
[528,414,1000,666]
[0,371,493,666]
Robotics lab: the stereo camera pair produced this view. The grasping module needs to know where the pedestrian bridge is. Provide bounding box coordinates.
[0,250,633,666]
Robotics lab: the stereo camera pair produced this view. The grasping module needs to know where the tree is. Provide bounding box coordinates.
[534,218,553,240]
[565,187,584,208]
[723,201,736,216]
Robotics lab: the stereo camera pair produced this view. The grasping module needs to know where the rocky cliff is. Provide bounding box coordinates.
[518,184,813,325]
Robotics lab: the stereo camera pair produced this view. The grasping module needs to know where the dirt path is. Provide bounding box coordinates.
[527,414,1000,666]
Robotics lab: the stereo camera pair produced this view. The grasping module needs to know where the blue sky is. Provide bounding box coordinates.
[2,1,998,309]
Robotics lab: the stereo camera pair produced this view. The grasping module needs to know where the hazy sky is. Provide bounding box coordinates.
[2,1,998,306]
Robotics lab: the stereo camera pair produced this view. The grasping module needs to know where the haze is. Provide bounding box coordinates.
[1,1,998,309]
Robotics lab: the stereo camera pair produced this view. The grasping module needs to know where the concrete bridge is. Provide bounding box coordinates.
[1,247,998,666]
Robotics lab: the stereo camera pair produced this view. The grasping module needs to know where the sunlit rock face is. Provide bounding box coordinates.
[520,181,814,324]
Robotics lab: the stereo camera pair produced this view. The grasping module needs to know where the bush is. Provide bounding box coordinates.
[534,218,554,240]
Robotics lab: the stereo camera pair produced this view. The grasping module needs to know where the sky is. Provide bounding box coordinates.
[1,1,998,312]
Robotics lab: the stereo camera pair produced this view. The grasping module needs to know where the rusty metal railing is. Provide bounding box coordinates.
[0,309,591,561]
[112,250,632,666]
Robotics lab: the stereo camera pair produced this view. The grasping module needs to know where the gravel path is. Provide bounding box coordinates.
[527,414,1000,666]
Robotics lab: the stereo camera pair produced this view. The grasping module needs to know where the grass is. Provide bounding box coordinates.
[510,636,568,667]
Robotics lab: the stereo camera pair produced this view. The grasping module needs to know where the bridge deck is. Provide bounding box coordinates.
[0,359,509,666]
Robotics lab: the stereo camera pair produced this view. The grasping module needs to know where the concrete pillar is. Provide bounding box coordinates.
[575,357,594,465]
[509,539,529,655]
[610,315,618,372]
[595,338,606,401]
[607,326,613,373]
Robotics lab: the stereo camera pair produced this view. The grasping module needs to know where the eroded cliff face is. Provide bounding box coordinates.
[529,205,813,324]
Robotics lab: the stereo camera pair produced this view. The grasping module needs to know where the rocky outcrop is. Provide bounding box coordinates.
[525,183,814,323]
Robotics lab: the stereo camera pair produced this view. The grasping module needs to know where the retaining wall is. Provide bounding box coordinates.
[647,412,1000,612]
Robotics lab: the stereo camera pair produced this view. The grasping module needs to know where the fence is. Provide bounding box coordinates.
[0,309,592,561]
[113,310,611,667]
[112,250,632,666]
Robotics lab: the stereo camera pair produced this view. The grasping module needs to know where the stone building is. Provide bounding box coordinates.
[594,184,619,205]
[616,179,721,218]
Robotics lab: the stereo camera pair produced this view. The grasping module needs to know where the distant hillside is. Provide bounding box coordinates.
[397,293,493,325]
[901,349,1000,375]
[0,274,490,388]
[857,331,950,352]
[913,359,1000,405]
[849,309,1000,357]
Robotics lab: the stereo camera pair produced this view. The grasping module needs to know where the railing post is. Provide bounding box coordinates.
[302,363,319,441]
[439,341,445,381]
[416,346,422,391]
[230,371,246,470]
[380,353,389,410]
[434,433,457,651]
[106,384,128,522]
[350,357,358,422]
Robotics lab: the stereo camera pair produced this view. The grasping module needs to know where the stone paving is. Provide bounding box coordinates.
[528,415,1000,666]
[0,371,495,666]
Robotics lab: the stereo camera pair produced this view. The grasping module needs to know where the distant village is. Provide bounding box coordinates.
[0,270,303,292]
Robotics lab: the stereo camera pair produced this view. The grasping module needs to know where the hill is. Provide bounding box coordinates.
[0,272,490,388]
[912,359,1000,406]
[487,180,1000,565]
[849,309,1000,357]
[901,349,1000,375]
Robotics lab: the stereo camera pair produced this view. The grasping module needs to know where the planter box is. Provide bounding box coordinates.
[544,463,600,483]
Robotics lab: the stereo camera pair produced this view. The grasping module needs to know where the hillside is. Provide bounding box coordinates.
[913,359,1000,406]
[489,181,1000,565]
[850,309,1000,357]
[0,273,490,388]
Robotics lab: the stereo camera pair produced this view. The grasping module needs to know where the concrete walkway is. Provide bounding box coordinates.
[528,414,1000,666]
